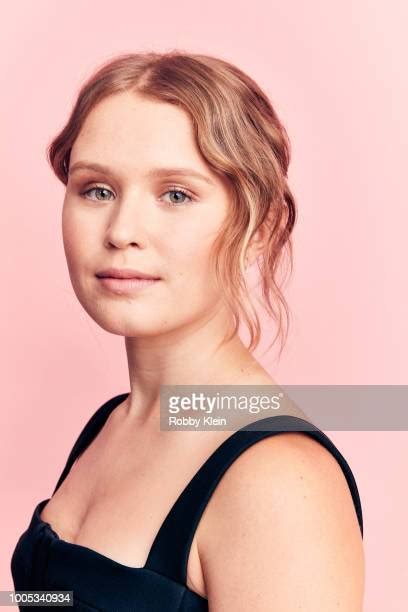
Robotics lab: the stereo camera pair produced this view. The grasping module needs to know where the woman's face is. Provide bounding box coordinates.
[62,91,232,338]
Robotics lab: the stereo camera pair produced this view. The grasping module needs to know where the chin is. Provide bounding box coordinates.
[80,302,172,338]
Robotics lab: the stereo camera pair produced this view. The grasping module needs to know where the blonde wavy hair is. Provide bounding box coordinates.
[47,50,297,357]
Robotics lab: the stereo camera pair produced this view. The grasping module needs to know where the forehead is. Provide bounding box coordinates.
[70,91,210,177]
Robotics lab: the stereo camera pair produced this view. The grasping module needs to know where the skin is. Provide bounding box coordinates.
[59,90,365,609]
[201,433,365,610]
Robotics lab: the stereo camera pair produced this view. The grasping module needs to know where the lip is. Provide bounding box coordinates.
[96,276,161,295]
[95,268,161,280]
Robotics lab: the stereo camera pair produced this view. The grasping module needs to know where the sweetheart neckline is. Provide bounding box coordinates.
[36,497,169,573]
[34,497,208,600]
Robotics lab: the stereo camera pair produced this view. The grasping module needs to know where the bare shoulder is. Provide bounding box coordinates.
[197,431,365,611]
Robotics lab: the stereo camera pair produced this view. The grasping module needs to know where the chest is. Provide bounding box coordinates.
[40,424,211,599]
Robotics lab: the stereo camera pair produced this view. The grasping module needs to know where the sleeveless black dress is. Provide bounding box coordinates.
[11,392,364,611]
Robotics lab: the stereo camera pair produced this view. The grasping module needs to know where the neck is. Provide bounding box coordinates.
[122,306,263,423]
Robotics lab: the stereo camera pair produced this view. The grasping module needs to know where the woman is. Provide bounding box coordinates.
[11,51,364,611]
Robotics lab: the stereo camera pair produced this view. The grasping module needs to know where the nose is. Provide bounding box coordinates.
[103,188,154,250]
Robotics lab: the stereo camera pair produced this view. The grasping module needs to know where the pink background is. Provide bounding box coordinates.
[2,1,407,610]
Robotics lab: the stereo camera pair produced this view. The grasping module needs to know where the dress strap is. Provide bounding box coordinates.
[144,414,364,585]
[51,393,130,495]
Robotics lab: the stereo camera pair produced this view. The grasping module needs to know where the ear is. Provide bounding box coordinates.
[245,224,267,268]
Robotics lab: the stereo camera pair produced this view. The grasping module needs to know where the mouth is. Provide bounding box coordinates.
[95,268,161,280]
[95,275,161,295]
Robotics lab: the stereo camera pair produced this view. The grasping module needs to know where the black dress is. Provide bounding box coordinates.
[11,392,364,611]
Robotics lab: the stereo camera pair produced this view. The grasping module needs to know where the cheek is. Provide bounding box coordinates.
[167,243,221,305]
[62,206,92,270]
[168,238,215,282]
[62,208,76,258]
[167,216,224,275]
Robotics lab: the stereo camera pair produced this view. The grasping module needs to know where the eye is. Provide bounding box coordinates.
[160,187,195,207]
[79,184,195,206]
[80,185,115,201]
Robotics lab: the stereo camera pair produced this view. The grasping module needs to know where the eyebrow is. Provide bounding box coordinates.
[68,161,215,186]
